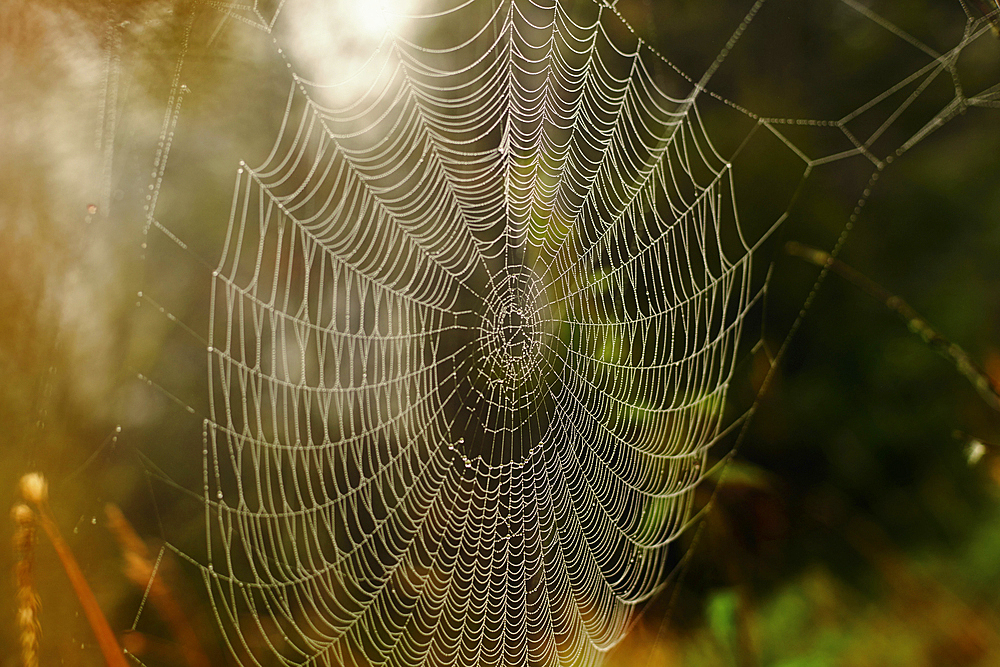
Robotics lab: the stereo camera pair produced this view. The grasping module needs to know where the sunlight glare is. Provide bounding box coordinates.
[352,1,391,38]
[284,0,418,104]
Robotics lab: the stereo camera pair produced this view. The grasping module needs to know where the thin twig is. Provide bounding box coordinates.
[19,473,130,667]
[105,503,212,667]
[785,241,1000,412]
[12,502,40,667]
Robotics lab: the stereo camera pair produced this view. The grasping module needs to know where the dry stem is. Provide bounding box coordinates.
[19,473,129,667]
[12,502,40,667]
[105,503,211,667]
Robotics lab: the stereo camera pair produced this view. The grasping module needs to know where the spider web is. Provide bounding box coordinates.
[113,0,1000,665]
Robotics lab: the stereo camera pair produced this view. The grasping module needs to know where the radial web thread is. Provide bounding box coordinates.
[116,0,1000,665]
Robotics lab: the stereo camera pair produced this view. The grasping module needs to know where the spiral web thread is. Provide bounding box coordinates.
[126,0,1000,665]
